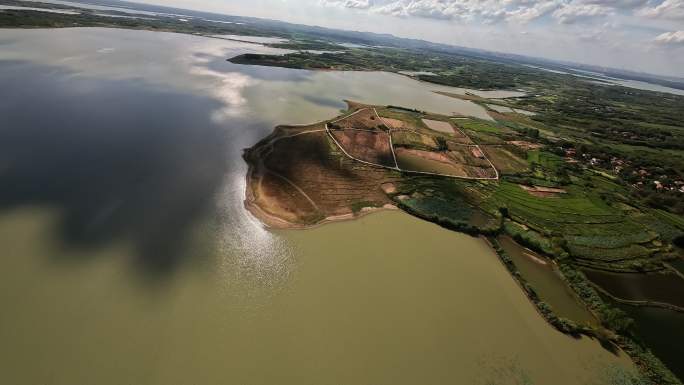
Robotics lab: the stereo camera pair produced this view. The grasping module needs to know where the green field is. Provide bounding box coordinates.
[527,150,565,171]
[475,181,674,270]
[456,119,501,133]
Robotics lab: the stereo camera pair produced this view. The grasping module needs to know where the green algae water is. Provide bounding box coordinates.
[0,28,632,384]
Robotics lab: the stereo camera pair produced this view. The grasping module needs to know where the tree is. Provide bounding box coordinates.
[435,137,448,151]
[601,308,634,336]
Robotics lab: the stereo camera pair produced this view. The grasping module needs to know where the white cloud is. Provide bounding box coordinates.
[317,0,684,27]
[577,0,649,9]
[552,3,612,24]
[638,0,684,20]
[507,1,561,23]
[319,0,637,25]
[320,0,372,9]
[369,0,564,23]
[654,30,684,45]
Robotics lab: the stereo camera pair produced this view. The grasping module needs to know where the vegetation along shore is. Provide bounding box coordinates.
[244,98,684,384]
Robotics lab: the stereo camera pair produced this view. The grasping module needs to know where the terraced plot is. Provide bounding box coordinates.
[330,129,396,167]
[448,146,492,168]
[391,130,439,151]
[245,126,400,227]
[395,148,496,178]
[377,107,426,130]
[455,118,501,134]
[528,150,565,171]
[328,107,386,131]
[481,181,670,270]
[481,146,529,174]
[330,106,498,180]
[395,148,467,176]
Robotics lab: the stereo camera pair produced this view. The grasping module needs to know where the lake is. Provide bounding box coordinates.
[524,64,684,96]
[0,27,632,384]
[0,5,81,14]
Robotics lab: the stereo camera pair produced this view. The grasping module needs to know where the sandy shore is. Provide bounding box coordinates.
[244,186,398,230]
[244,164,398,230]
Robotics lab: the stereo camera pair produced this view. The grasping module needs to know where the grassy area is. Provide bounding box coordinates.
[481,146,529,175]
[527,150,564,171]
[392,177,500,234]
[456,119,501,134]
[390,131,438,151]
[460,179,674,271]
[377,107,427,129]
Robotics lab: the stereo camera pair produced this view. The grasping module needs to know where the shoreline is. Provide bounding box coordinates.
[242,119,400,231]
[244,169,399,230]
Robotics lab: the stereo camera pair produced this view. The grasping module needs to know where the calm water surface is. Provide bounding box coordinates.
[498,236,596,325]
[616,304,684,380]
[584,269,684,307]
[524,64,684,96]
[0,5,81,14]
[0,28,632,384]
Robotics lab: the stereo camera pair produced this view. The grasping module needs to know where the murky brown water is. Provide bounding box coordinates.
[498,236,596,325]
[0,209,632,384]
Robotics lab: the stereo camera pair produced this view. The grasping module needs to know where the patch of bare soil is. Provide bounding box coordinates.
[465,165,498,179]
[381,182,397,194]
[519,185,567,198]
[401,148,453,163]
[380,117,406,130]
[391,130,439,151]
[507,141,543,151]
[395,147,496,178]
[481,146,529,174]
[447,135,473,145]
[395,148,468,176]
[244,125,400,228]
[447,147,491,168]
[331,129,395,167]
[329,108,385,131]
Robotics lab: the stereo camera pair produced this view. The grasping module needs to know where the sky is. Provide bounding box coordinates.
[135,0,684,77]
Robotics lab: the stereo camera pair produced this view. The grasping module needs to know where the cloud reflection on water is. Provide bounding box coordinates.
[0,28,293,280]
[0,27,500,284]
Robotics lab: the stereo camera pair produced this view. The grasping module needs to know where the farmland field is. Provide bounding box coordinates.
[395,148,468,176]
[481,146,529,174]
[455,118,502,134]
[330,129,396,167]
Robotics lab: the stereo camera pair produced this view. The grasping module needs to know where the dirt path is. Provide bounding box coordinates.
[374,108,399,169]
[328,107,499,180]
[253,129,325,214]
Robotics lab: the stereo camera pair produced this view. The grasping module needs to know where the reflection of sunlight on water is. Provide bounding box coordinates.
[213,169,296,309]
[178,38,297,308]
